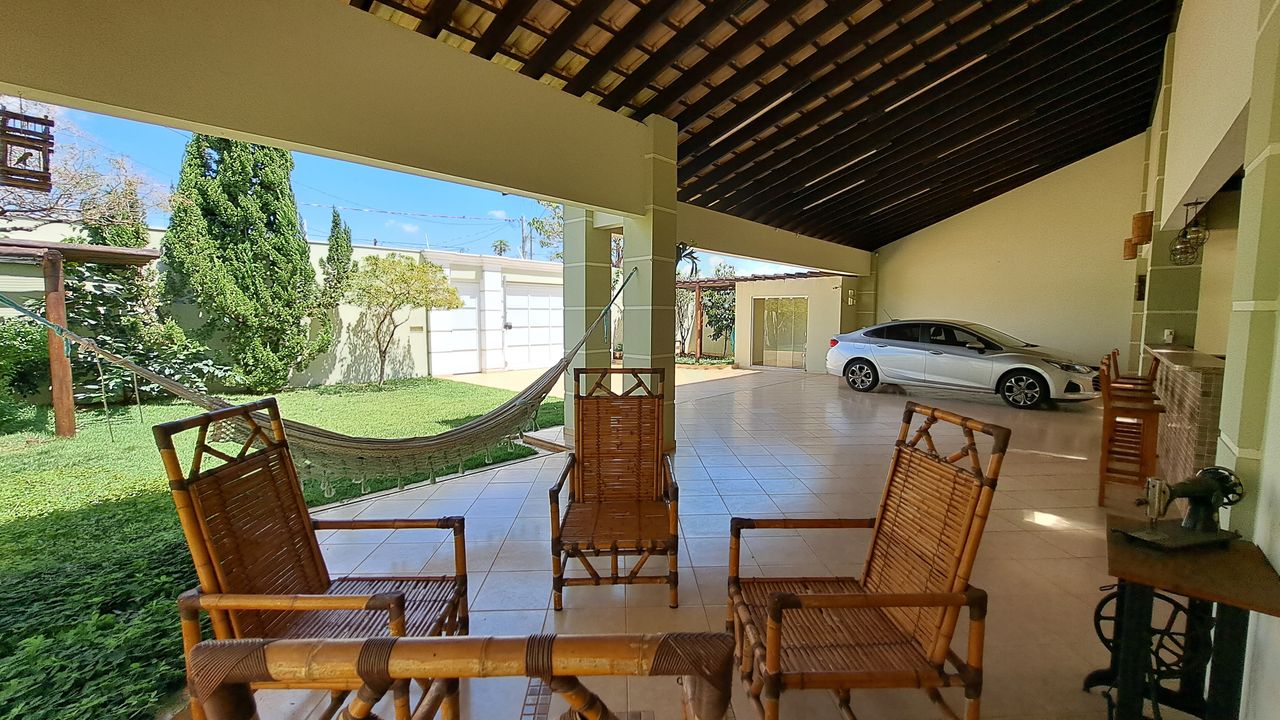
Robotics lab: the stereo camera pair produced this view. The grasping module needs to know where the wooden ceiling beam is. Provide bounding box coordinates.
[472,0,539,60]
[718,0,1171,220]
[520,0,615,79]
[679,0,998,170]
[563,1,677,96]
[648,0,875,125]
[810,97,1154,236]
[750,43,1167,227]
[680,0,1075,196]
[628,0,800,119]
[418,0,463,38]
[598,0,746,112]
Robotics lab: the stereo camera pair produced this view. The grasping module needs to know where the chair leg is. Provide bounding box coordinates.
[668,547,679,609]
[552,548,565,611]
[440,679,461,720]
[392,680,410,720]
[964,697,980,720]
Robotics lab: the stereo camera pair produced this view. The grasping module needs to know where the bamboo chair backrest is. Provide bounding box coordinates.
[572,368,665,502]
[862,402,1010,665]
[154,398,330,639]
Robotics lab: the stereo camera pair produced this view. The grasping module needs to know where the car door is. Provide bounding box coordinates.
[923,323,995,389]
[867,322,928,383]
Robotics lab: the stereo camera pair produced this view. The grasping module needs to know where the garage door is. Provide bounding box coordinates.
[504,283,563,371]
[429,281,481,375]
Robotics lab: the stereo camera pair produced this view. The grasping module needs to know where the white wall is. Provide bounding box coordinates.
[1159,0,1259,229]
[733,275,856,374]
[876,135,1147,365]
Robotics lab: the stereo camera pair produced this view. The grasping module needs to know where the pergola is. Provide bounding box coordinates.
[0,237,161,438]
[675,270,842,359]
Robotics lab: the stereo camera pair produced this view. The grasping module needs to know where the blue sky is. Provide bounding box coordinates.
[64,107,803,275]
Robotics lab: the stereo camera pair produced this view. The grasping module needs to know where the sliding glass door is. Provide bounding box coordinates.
[751,297,808,369]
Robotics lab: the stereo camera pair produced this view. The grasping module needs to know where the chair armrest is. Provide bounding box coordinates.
[311,516,465,531]
[549,453,575,501]
[728,517,876,580]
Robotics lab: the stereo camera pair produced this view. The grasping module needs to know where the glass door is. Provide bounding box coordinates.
[752,297,808,369]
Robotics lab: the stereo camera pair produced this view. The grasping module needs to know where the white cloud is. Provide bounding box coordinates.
[487,209,508,220]
[384,219,420,234]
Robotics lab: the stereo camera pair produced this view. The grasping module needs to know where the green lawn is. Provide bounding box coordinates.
[0,377,562,720]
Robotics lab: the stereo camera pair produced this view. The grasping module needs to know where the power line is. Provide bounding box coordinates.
[297,201,521,224]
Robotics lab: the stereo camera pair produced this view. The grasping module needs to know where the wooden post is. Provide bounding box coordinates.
[694,281,704,360]
[42,250,75,437]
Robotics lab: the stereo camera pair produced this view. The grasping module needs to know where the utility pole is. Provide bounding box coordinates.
[519,215,530,259]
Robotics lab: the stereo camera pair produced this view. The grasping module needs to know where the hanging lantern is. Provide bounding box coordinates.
[1169,200,1208,266]
[0,110,55,192]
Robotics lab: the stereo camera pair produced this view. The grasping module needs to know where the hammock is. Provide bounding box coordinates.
[0,268,634,496]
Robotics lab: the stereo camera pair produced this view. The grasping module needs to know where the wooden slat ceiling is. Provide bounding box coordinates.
[352,0,1176,250]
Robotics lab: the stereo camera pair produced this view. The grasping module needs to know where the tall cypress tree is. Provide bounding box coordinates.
[163,134,327,391]
[319,207,355,310]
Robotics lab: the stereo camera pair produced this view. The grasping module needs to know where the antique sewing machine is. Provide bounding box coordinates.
[1119,466,1245,550]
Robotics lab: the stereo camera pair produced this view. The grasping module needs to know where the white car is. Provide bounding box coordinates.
[826,320,1099,409]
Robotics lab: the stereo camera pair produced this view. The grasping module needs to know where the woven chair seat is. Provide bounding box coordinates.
[284,577,460,639]
[560,500,673,550]
[737,577,937,680]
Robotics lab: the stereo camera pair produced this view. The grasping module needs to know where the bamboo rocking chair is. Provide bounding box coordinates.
[184,632,735,720]
[727,402,1011,720]
[551,367,679,610]
[154,398,469,720]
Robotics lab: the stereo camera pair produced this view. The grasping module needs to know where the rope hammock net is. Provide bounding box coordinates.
[1,268,635,498]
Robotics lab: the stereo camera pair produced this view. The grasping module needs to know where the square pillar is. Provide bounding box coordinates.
[562,205,613,447]
[623,115,678,451]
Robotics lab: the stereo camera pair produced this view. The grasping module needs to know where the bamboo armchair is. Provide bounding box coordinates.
[551,367,678,610]
[184,632,735,720]
[727,402,1011,720]
[154,398,469,720]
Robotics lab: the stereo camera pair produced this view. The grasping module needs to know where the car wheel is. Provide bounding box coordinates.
[999,370,1048,409]
[844,359,879,392]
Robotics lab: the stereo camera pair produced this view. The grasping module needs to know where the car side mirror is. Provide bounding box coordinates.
[965,341,985,352]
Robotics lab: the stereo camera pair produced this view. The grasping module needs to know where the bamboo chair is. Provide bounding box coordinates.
[727,402,1010,720]
[154,398,469,720]
[551,367,678,610]
[184,632,735,720]
[1107,347,1161,390]
[1097,358,1163,505]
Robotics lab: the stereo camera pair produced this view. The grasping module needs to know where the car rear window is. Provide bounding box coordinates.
[881,323,921,342]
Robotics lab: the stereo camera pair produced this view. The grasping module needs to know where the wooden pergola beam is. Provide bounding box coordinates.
[562,1,677,96]
[471,0,538,60]
[519,0,614,80]
[0,237,160,265]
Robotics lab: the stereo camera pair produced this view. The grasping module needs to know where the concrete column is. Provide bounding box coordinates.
[479,263,505,372]
[1140,33,1204,355]
[562,206,613,447]
[623,115,678,451]
[1222,1,1280,715]
[855,254,879,330]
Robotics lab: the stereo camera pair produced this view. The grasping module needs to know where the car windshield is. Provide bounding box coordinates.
[961,323,1032,348]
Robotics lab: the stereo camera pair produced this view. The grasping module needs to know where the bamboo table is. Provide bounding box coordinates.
[1085,516,1280,719]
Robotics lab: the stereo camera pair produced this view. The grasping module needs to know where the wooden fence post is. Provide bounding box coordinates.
[42,250,75,437]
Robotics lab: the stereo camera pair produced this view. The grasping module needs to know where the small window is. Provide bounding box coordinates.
[863,326,884,339]
[881,323,921,342]
[925,324,987,348]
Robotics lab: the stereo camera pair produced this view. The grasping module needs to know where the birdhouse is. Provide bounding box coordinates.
[0,110,55,193]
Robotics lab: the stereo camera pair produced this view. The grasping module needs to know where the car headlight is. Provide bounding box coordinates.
[1046,360,1093,374]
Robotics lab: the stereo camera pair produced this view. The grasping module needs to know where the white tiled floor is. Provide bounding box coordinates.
[290,371,1144,719]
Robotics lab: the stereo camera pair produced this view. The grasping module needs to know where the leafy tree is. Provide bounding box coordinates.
[348,254,462,385]
[319,208,356,311]
[675,272,694,353]
[491,239,511,256]
[63,182,225,403]
[676,242,699,277]
[0,96,167,234]
[528,200,563,260]
[704,262,736,343]
[163,134,328,391]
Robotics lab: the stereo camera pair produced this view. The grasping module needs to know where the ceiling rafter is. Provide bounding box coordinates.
[716,0,1171,220]
[598,0,746,111]
[349,0,1178,249]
